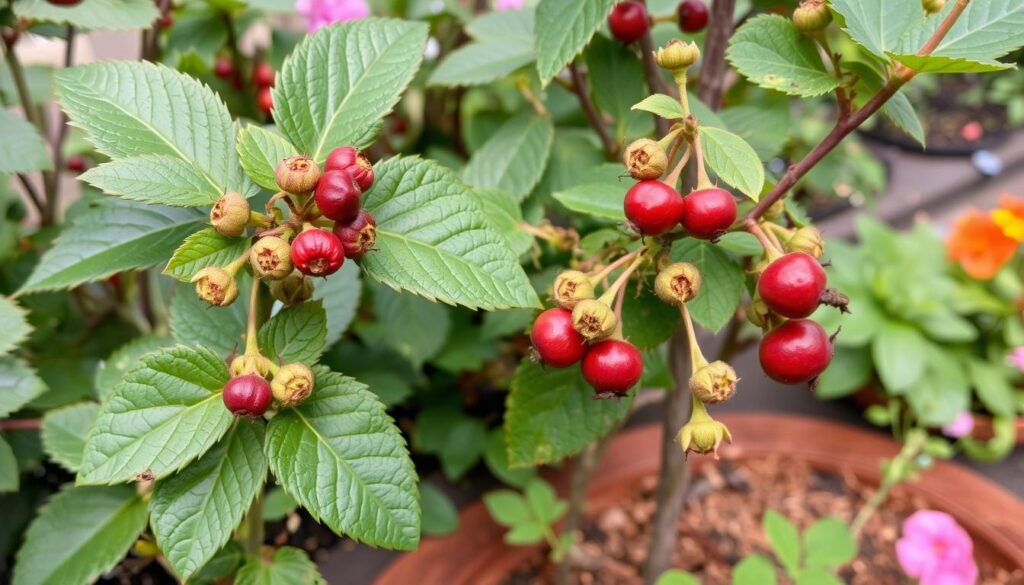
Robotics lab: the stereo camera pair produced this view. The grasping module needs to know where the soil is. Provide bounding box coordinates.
[501,456,1024,585]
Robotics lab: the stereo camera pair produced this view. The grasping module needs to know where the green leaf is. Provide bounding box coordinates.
[505,521,545,544]
[505,361,633,467]
[524,478,565,524]
[164,228,250,283]
[359,283,451,368]
[631,94,685,119]
[763,510,800,576]
[968,360,1017,418]
[871,322,928,392]
[473,188,534,257]
[170,274,250,356]
[0,296,31,355]
[803,517,857,567]
[12,485,148,585]
[265,369,419,550]
[429,41,534,87]
[311,261,361,348]
[360,156,540,310]
[534,0,616,85]
[41,402,99,473]
[274,19,428,159]
[715,231,763,256]
[656,569,701,585]
[0,109,52,174]
[420,483,459,536]
[237,125,299,192]
[670,239,745,333]
[726,15,841,97]
[14,0,159,30]
[412,407,486,480]
[18,199,203,294]
[80,155,224,207]
[483,490,530,526]
[719,101,791,161]
[264,486,298,521]
[732,555,778,585]
[829,0,923,61]
[55,62,253,196]
[888,53,1012,73]
[552,162,628,222]
[466,6,535,39]
[77,346,234,485]
[258,302,327,365]
[0,358,47,418]
[814,346,872,399]
[462,114,554,202]
[795,567,843,585]
[586,35,645,128]
[843,61,925,148]
[621,284,681,350]
[483,428,535,488]
[897,0,1024,62]
[0,436,16,493]
[235,546,325,585]
[190,542,246,583]
[151,421,268,580]
[699,126,764,201]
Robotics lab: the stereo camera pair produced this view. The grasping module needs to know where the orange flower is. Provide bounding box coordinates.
[947,209,1018,279]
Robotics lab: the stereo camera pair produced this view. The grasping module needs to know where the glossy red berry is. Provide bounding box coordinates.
[252,62,275,88]
[214,56,234,79]
[608,1,650,44]
[45,0,82,5]
[582,339,643,396]
[324,146,374,192]
[759,319,833,384]
[624,180,685,236]
[757,252,827,319]
[257,87,273,115]
[66,156,86,173]
[681,187,737,239]
[677,0,709,33]
[223,374,272,417]
[332,209,377,260]
[531,308,587,368]
[314,170,362,223]
[291,229,345,277]
[160,12,174,29]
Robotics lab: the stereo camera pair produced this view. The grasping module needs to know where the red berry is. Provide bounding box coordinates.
[214,56,234,79]
[332,209,377,260]
[759,319,833,384]
[608,1,649,44]
[530,308,587,368]
[257,87,273,115]
[680,187,737,239]
[66,156,86,173]
[677,0,709,32]
[582,339,643,396]
[252,62,275,88]
[160,12,174,29]
[45,0,82,5]
[324,146,374,192]
[223,374,272,417]
[291,229,345,277]
[757,252,827,319]
[624,180,685,236]
[314,170,362,223]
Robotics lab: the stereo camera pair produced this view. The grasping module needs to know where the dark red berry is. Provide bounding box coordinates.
[608,1,649,44]
[257,87,273,115]
[677,0,709,33]
[291,229,345,276]
[759,319,833,384]
[223,374,272,417]
[252,62,275,88]
[45,0,82,5]
[66,156,86,173]
[332,209,377,260]
[324,146,374,192]
[160,12,174,29]
[680,187,737,239]
[214,56,234,79]
[757,252,827,319]
[314,170,362,223]
[624,180,685,236]
[582,339,643,396]
[531,308,586,368]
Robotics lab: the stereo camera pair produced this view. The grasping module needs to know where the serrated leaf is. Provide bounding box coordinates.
[359,283,450,368]
[0,109,52,174]
[535,0,616,84]
[258,302,327,365]
[237,125,299,192]
[235,546,325,585]
[12,485,148,585]
[80,155,224,207]
[170,273,250,356]
[763,510,800,576]
[803,517,858,568]
[622,284,680,349]
[726,15,840,97]
[844,61,925,147]
[553,180,628,222]
[151,421,267,580]
[0,436,16,492]
[670,240,744,333]
[311,261,361,348]
[18,199,204,294]
[164,228,250,282]
[462,114,554,202]
[699,126,764,201]
[41,402,99,473]
[429,41,535,87]
[830,0,923,61]
[631,94,685,119]
[13,0,159,30]
[888,53,1012,73]
[77,346,234,485]
[505,361,633,467]
[587,35,645,126]
[360,156,540,310]
[0,357,47,418]
[0,296,31,355]
[473,188,533,257]
[897,0,1024,62]
[274,19,428,160]
[265,369,419,550]
[420,483,459,536]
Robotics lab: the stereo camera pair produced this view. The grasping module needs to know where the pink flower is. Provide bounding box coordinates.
[494,0,524,10]
[1009,347,1024,373]
[941,411,975,439]
[296,0,369,33]
[897,510,978,585]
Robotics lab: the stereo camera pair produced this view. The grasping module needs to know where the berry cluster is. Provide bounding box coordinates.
[214,56,277,116]
[607,0,708,45]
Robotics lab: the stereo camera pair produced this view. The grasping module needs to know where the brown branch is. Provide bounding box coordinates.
[568,62,617,160]
[49,25,75,220]
[16,173,45,217]
[143,0,171,61]
[556,442,602,585]
[696,0,736,109]
[0,418,41,431]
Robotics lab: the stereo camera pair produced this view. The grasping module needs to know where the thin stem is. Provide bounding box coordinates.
[516,75,549,117]
[695,0,736,109]
[143,0,171,60]
[662,145,692,189]
[691,134,711,189]
[245,277,261,355]
[590,248,643,283]
[596,252,646,306]
[680,305,705,373]
[15,173,45,217]
[815,32,851,118]
[221,10,245,89]
[746,220,783,257]
[555,442,600,585]
[568,63,617,160]
[0,418,41,432]
[50,25,75,215]
[639,32,672,137]
[850,432,926,537]
[762,221,785,251]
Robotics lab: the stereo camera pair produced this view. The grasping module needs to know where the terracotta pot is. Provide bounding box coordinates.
[375,414,1024,585]
[852,386,1024,445]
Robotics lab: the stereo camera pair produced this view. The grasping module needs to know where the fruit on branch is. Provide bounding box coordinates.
[623,139,668,180]
[608,1,649,44]
[230,354,276,378]
[571,299,618,342]
[271,362,315,408]
[689,360,738,404]
[45,0,82,5]
[676,0,709,33]
[324,146,375,192]
[530,308,587,368]
[332,209,377,259]
[792,0,832,32]
[252,62,275,88]
[922,0,946,14]
[759,319,833,384]
[582,339,643,397]
[624,180,686,236]
[269,272,315,305]
[257,87,273,115]
[160,12,174,29]
[681,187,737,240]
[552,270,596,310]
[654,262,701,305]
[250,236,293,280]
[192,267,239,306]
[314,170,362,224]
[275,155,321,195]
[757,252,826,319]
[223,374,273,417]
[784,225,825,259]
[291,229,345,277]
[210,192,250,237]
[654,39,700,71]
[213,56,234,79]
[66,156,86,172]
